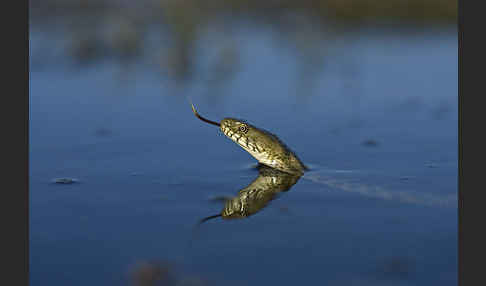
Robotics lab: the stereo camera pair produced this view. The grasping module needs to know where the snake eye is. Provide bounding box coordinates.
[239,124,249,133]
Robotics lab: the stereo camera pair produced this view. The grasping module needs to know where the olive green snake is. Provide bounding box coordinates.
[190,103,456,223]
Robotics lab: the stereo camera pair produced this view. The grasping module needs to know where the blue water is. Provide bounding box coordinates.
[30,27,457,285]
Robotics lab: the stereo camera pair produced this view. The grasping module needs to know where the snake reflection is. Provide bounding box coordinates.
[199,164,301,223]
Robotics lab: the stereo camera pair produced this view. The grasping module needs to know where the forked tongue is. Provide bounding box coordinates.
[190,103,220,127]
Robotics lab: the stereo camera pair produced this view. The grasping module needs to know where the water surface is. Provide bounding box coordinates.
[30,27,457,285]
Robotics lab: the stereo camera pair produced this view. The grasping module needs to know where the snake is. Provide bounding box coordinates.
[191,103,307,176]
[190,103,457,215]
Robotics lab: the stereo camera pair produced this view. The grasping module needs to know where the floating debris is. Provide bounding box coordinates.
[131,261,175,286]
[362,139,379,147]
[51,178,79,184]
[130,260,209,286]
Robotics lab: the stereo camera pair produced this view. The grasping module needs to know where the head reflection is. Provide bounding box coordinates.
[200,164,302,223]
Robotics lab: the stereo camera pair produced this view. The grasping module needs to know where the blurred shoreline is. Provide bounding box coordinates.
[30,0,456,24]
[29,0,457,82]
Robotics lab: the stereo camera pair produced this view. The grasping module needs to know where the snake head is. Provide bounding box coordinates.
[220,118,306,176]
[220,118,252,138]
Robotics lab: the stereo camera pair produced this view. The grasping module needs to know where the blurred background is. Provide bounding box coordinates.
[30,1,457,285]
